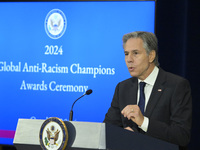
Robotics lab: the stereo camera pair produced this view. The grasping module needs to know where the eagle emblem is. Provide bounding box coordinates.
[39,117,68,150]
[45,127,60,147]
[44,9,67,39]
[50,19,61,31]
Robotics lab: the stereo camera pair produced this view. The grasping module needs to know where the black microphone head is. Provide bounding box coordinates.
[85,89,92,95]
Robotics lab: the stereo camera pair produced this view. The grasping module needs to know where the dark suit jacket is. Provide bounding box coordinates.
[104,68,192,149]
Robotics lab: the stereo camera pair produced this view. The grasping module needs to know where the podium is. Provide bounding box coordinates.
[13,119,178,150]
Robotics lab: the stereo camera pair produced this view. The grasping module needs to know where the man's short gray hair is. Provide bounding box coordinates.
[122,31,159,66]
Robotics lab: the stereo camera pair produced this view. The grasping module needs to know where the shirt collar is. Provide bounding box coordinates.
[138,66,159,86]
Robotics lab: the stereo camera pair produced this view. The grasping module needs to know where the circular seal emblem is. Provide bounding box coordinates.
[44,9,67,39]
[39,117,68,150]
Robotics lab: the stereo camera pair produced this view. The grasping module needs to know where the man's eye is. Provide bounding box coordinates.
[124,53,128,56]
[133,52,138,55]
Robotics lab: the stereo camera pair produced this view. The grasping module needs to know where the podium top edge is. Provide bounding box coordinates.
[17,118,104,124]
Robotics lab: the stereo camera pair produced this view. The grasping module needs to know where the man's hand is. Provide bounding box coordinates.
[121,105,144,126]
[124,126,134,132]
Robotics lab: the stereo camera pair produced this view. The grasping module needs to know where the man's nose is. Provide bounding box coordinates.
[127,54,133,62]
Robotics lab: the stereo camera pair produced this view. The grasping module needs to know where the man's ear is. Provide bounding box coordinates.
[149,50,156,63]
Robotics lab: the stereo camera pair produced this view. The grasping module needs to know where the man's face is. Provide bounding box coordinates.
[124,38,155,80]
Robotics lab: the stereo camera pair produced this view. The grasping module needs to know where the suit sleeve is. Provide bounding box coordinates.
[103,83,123,127]
[147,79,192,147]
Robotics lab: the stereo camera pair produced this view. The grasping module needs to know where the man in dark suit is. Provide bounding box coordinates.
[104,31,192,150]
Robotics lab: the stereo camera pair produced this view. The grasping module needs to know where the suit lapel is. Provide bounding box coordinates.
[132,77,138,104]
[145,68,166,117]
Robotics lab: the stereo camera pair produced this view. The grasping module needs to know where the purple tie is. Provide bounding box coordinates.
[138,82,146,115]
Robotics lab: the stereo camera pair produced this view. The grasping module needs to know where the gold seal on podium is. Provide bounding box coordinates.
[39,117,68,150]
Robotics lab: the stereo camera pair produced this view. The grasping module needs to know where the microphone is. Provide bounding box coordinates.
[69,89,92,121]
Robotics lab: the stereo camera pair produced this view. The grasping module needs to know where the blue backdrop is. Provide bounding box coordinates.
[0,1,155,145]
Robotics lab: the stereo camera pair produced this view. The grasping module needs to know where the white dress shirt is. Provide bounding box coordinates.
[137,66,159,132]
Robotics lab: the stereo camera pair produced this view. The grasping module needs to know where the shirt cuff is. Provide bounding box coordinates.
[139,116,149,132]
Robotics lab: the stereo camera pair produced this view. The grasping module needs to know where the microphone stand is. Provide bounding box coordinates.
[69,94,85,121]
[69,89,92,121]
